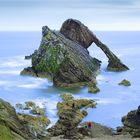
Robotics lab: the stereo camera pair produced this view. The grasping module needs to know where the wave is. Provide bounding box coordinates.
[0,55,30,68]
[18,78,52,89]
[0,70,20,75]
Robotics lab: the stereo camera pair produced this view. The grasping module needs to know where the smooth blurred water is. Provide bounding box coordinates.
[0,31,140,128]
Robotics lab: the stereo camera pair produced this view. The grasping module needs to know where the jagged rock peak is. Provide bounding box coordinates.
[60,18,94,49]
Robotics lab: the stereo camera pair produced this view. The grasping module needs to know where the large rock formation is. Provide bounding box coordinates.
[21,25,101,87]
[21,19,129,87]
[0,98,50,140]
[60,19,129,71]
[117,106,140,137]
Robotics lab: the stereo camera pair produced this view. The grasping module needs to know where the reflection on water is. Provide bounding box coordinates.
[0,31,140,128]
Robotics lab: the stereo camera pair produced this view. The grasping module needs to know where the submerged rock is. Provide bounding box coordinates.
[16,103,24,109]
[60,19,129,72]
[25,54,33,60]
[118,79,131,86]
[88,80,100,93]
[88,86,100,93]
[21,25,101,87]
[117,106,140,137]
[16,101,46,115]
[25,101,36,109]
[30,106,45,115]
[47,94,96,139]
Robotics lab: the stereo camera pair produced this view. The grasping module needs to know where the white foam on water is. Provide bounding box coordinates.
[30,98,58,126]
[0,80,10,86]
[71,94,125,106]
[97,75,105,81]
[18,78,52,89]
[0,70,20,75]
[0,56,31,68]
[96,98,122,105]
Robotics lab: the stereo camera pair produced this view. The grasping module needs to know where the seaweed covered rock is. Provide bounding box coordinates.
[60,19,129,71]
[0,99,50,140]
[118,79,131,86]
[117,106,140,137]
[88,80,100,93]
[18,114,50,139]
[21,25,101,87]
[16,101,46,115]
[47,94,96,139]
[0,98,35,140]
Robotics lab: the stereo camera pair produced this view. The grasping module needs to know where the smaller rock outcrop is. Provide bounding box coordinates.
[117,106,140,137]
[47,94,96,139]
[88,80,100,93]
[16,101,46,116]
[118,79,131,86]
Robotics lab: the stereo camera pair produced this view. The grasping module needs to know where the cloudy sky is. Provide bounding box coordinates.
[0,0,140,31]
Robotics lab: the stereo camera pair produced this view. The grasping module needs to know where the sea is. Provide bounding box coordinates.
[0,31,140,129]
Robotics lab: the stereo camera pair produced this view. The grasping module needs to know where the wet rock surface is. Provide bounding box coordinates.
[117,106,140,137]
[88,80,100,93]
[47,93,97,139]
[22,19,129,87]
[0,99,50,140]
[0,98,35,140]
[118,79,131,86]
[21,24,101,87]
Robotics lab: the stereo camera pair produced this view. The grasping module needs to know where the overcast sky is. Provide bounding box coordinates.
[0,0,140,31]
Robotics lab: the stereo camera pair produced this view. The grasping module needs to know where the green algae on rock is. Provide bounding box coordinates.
[0,98,36,140]
[88,86,100,93]
[22,19,129,88]
[47,93,96,139]
[16,103,24,109]
[18,114,50,139]
[30,106,46,115]
[16,101,46,116]
[88,80,100,93]
[0,99,50,139]
[21,23,101,87]
[25,101,36,109]
[118,79,131,86]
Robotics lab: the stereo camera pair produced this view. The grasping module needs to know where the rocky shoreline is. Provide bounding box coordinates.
[0,95,140,140]
[1,19,137,140]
